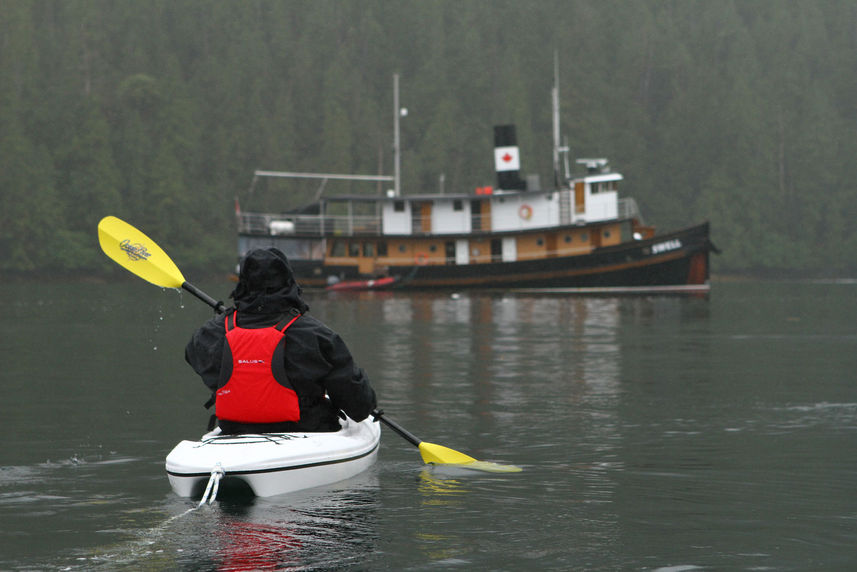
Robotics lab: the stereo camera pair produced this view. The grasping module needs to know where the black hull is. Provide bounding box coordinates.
[273,222,713,292]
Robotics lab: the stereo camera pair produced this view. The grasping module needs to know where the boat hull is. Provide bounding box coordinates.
[246,222,713,293]
[387,224,710,290]
[165,416,381,498]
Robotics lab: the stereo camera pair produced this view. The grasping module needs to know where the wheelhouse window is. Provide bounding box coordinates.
[394,201,405,212]
[377,241,388,257]
[348,242,360,257]
[363,242,375,257]
[591,181,618,194]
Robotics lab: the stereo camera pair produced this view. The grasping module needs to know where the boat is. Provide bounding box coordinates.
[325,275,399,292]
[165,415,381,498]
[236,73,716,294]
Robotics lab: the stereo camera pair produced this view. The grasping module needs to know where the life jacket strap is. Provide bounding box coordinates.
[275,308,302,332]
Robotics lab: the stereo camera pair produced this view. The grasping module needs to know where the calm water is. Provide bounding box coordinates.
[1,278,855,570]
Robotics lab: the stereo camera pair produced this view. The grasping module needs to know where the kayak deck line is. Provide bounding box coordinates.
[166,440,380,478]
[196,432,309,445]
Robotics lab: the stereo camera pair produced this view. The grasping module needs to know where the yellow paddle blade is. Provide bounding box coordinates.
[418,442,522,472]
[97,216,185,288]
[418,442,478,465]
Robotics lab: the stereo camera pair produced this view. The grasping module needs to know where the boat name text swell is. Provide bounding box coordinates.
[651,239,682,255]
[120,239,152,261]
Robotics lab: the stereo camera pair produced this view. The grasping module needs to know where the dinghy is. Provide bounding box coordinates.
[165,416,381,498]
[325,276,398,291]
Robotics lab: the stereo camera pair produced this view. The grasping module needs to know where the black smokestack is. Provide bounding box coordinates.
[494,125,526,190]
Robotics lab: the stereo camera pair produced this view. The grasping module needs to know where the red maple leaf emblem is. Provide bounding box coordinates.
[502,153,513,163]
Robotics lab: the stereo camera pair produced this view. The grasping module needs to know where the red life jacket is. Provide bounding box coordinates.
[215,311,301,423]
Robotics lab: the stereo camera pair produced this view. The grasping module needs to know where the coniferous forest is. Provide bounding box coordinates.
[3,0,857,276]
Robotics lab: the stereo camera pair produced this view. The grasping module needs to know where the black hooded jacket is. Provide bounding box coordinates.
[185,248,377,433]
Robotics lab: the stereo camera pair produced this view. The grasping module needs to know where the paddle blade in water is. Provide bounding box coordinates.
[457,460,523,473]
[98,216,185,289]
[418,442,522,472]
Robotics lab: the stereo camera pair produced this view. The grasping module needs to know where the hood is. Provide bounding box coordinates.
[229,248,309,315]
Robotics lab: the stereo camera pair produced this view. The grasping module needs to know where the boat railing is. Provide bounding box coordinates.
[618,197,643,224]
[239,213,382,236]
[240,211,495,236]
[240,202,640,237]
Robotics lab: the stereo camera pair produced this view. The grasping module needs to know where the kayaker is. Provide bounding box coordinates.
[185,247,377,434]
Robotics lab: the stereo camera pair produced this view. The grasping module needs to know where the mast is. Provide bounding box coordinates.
[393,73,402,197]
[552,52,571,188]
[552,52,561,188]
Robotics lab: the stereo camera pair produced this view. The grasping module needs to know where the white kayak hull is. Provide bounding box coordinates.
[165,416,381,498]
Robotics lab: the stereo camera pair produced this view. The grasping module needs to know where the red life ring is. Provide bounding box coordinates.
[519,204,533,220]
[415,252,429,265]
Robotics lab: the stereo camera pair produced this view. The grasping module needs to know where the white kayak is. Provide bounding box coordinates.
[165,416,381,498]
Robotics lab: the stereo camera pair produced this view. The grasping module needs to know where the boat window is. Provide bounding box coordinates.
[348,242,360,257]
[444,241,456,264]
[330,240,346,257]
[536,237,544,247]
[429,244,437,253]
[453,200,463,211]
[394,201,405,212]
[580,232,588,242]
[363,242,375,257]
[398,244,407,253]
[603,230,611,239]
[377,241,388,256]
[490,239,502,262]
[564,235,572,243]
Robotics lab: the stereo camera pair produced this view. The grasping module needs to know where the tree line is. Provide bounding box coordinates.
[2,0,856,276]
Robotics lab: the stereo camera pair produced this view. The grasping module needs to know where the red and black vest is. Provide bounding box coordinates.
[215,311,302,423]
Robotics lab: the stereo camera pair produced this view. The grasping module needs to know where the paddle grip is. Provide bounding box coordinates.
[182,282,225,313]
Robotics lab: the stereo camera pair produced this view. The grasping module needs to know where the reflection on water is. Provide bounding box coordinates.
[418,469,466,499]
[326,293,633,568]
[204,480,379,571]
[60,473,380,571]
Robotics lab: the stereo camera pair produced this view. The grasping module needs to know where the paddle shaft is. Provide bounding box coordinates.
[372,410,421,447]
[182,282,225,313]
